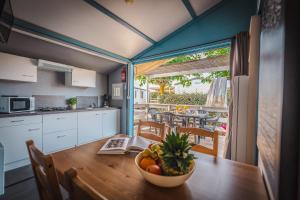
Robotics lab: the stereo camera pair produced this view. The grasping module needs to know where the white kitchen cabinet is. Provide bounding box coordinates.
[65,67,96,88]
[42,113,77,154]
[43,113,77,134]
[102,109,120,138]
[0,116,42,171]
[0,52,37,82]
[0,109,120,170]
[43,129,77,154]
[78,111,102,145]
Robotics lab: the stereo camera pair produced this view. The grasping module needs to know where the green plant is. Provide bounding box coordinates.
[135,47,231,95]
[159,93,207,105]
[67,97,77,106]
[160,132,196,175]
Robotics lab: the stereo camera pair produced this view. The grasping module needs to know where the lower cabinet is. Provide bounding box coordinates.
[78,111,102,145]
[43,129,77,154]
[42,113,78,154]
[0,109,120,170]
[0,116,42,171]
[102,110,120,138]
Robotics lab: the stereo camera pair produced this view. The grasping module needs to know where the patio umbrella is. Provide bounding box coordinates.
[205,77,228,108]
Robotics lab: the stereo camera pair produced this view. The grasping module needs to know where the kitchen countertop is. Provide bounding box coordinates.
[0,107,119,118]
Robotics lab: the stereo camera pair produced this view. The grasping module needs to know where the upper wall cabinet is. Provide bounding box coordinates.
[65,67,96,88]
[0,52,37,82]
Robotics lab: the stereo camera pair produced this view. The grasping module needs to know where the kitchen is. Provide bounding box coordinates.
[0,42,124,193]
[0,0,299,199]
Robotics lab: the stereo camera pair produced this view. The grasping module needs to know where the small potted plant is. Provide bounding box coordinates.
[67,97,77,110]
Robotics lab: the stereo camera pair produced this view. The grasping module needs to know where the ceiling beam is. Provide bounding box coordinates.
[149,66,228,78]
[181,0,197,19]
[13,18,130,64]
[83,0,155,44]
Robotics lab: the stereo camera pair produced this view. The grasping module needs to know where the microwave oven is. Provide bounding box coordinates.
[0,97,35,113]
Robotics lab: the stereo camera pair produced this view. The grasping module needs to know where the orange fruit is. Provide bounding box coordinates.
[146,165,161,175]
[140,157,156,170]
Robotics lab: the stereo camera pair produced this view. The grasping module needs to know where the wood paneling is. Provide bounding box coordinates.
[257,0,284,198]
[258,0,300,199]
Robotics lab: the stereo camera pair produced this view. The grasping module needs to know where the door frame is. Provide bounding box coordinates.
[127,39,231,136]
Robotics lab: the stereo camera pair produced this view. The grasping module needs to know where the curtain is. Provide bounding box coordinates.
[230,32,250,77]
[225,32,249,159]
[206,77,228,108]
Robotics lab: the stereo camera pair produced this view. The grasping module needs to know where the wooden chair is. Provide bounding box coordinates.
[64,168,106,200]
[26,140,64,200]
[137,120,166,142]
[176,127,219,157]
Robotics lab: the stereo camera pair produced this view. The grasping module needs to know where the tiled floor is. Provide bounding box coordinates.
[0,166,39,200]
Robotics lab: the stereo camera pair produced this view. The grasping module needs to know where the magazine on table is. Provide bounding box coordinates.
[97,136,154,154]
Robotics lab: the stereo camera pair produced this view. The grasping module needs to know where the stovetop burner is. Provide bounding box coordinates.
[38,107,68,112]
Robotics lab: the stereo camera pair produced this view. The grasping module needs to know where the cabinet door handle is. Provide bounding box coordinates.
[28,128,40,132]
[95,114,100,116]
[56,117,65,120]
[22,74,33,77]
[57,135,66,139]
[11,120,24,123]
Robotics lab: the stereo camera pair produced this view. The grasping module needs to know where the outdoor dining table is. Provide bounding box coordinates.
[157,112,213,128]
[51,135,268,200]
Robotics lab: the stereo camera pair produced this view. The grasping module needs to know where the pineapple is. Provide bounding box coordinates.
[160,132,195,176]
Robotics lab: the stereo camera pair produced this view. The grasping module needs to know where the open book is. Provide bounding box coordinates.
[97,136,153,154]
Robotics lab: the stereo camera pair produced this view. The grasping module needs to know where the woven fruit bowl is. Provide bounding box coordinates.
[135,132,196,188]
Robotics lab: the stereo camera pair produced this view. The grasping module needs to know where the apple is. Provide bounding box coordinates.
[146,164,161,175]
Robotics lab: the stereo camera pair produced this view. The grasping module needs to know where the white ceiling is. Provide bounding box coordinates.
[97,0,192,41]
[9,0,222,72]
[190,0,221,16]
[11,0,152,58]
[1,31,120,73]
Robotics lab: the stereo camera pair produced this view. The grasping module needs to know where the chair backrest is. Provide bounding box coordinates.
[176,127,218,157]
[137,120,166,142]
[161,112,173,122]
[198,110,209,115]
[64,168,106,200]
[207,112,222,122]
[147,108,159,122]
[26,140,63,200]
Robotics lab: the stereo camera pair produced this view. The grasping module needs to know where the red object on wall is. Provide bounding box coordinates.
[121,67,126,82]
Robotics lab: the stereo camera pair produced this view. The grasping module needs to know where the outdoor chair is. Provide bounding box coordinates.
[203,113,221,129]
[188,110,209,128]
[160,112,175,127]
[147,108,159,122]
[198,110,209,115]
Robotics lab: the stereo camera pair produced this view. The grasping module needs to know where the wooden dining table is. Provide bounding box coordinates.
[51,136,268,200]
